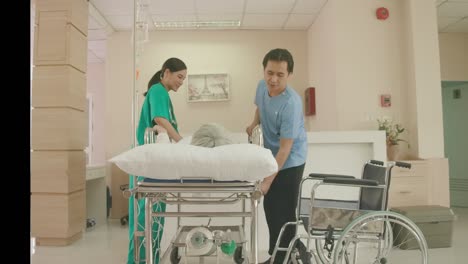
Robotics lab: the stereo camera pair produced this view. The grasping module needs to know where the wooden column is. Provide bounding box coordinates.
[31,0,88,246]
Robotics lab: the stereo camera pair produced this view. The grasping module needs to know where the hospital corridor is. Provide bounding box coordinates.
[30,0,468,263]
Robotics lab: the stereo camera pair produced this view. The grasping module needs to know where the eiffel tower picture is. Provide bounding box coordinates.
[187,74,230,102]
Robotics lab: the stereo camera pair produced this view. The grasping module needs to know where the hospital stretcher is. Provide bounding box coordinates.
[123,126,265,264]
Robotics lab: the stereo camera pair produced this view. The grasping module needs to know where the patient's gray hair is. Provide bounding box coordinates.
[190,123,233,148]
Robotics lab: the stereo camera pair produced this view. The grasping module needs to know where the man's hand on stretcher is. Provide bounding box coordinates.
[261,173,276,195]
[152,125,167,134]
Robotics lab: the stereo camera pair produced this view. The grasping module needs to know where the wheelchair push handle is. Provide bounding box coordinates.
[308,173,355,179]
[369,160,384,166]
[395,161,411,169]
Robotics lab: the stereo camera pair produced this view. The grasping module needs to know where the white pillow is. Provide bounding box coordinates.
[109,143,278,181]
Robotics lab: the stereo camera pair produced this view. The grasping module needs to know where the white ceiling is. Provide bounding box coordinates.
[83,0,467,63]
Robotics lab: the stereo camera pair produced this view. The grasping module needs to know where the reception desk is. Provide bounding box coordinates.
[303,130,386,201]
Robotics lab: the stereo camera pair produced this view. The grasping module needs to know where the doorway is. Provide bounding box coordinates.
[442,81,468,207]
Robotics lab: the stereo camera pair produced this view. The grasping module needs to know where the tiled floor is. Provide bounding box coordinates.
[31,207,468,264]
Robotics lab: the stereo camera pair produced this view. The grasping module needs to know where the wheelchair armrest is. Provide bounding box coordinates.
[308,173,356,180]
[322,177,379,186]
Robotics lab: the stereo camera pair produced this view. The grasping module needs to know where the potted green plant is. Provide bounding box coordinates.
[377,118,410,160]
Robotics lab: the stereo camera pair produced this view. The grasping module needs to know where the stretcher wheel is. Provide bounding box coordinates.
[233,246,244,264]
[170,246,180,264]
[120,215,128,226]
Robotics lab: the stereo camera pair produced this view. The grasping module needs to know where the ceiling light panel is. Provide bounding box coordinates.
[292,0,327,14]
[242,14,288,29]
[197,13,242,21]
[196,0,245,13]
[153,20,240,29]
[245,0,296,14]
[150,0,196,15]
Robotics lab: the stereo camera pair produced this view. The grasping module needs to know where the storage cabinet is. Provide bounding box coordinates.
[388,158,449,208]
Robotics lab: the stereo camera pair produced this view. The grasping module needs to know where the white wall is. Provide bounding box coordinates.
[438,33,468,81]
[106,30,308,156]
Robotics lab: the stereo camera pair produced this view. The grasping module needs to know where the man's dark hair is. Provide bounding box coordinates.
[144,57,187,96]
[262,48,294,74]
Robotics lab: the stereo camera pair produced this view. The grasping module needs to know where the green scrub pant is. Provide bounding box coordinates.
[127,176,166,264]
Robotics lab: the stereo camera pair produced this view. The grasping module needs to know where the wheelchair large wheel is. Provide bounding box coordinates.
[333,211,428,264]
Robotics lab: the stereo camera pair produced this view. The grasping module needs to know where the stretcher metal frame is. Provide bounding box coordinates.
[129,179,263,264]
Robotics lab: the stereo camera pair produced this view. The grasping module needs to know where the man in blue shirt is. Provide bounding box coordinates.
[246,48,309,264]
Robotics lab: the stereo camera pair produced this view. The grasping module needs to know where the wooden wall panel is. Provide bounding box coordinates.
[34,11,87,72]
[31,190,86,246]
[32,65,86,110]
[31,108,87,150]
[31,151,86,193]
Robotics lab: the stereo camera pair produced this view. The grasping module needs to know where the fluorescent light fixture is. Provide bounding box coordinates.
[154,20,240,29]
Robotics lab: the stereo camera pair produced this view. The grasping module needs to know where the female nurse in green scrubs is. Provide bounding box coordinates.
[127,57,187,264]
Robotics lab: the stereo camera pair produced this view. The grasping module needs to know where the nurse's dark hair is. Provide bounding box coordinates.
[262,48,294,74]
[144,57,187,96]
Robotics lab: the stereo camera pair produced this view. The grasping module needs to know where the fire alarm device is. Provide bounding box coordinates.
[380,94,391,107]
[305,87,316,116]
[376,7,389,20]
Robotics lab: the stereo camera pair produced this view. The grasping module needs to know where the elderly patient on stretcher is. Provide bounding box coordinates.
[153,122,234,147]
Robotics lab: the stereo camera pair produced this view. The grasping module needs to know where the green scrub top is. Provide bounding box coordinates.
[136,83,178,145]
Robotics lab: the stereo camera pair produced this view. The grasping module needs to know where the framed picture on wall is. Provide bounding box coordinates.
[187,73,230,102]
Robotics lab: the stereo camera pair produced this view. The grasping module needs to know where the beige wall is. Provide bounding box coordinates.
[438,33,468,81]
[306,0,338,131]
[405,0,445,159]
[335,0,407,131]
[106,30,308,156]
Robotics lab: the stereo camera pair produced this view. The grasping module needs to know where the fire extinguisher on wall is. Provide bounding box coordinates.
[305,87,316,116]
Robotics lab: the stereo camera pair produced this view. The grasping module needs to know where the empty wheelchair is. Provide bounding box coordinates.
[271,160,428,264]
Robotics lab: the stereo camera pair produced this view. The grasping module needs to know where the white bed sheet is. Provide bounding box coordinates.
[109,141,278,181]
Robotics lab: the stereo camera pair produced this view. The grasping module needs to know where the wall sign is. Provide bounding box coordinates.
[381,94,391,107]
